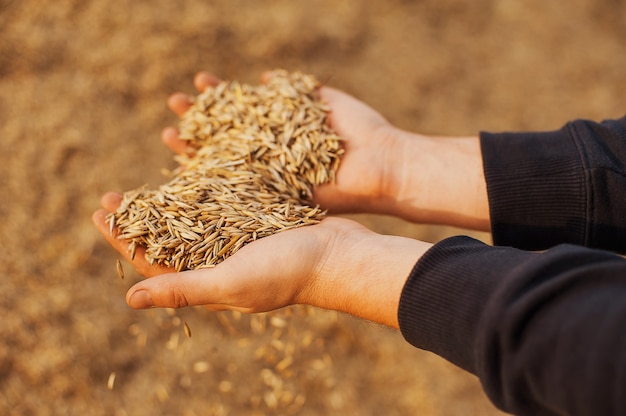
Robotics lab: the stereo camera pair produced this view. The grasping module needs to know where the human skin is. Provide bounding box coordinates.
[92,71,489,329]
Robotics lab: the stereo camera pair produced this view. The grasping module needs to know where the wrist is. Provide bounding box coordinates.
[380,130,490,231]
[298,218,430,328]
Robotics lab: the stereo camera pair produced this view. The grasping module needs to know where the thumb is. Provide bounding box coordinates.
[125,268,232,310]
[124,256,276,313]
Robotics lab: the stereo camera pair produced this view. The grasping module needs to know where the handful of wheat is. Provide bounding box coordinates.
[107,70,343,271]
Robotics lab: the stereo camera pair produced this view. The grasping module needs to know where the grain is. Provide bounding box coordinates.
[107,372,116,390]
[109,70,343,271]
[115,259,124,280]
[183,320,192,338]
[129,240,137,261]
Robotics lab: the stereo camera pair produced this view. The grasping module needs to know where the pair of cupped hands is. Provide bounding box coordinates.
[92,71,489,329]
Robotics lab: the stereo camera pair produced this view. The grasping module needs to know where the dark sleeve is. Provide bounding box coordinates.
[480,115,626,252]
[398,236,626,416]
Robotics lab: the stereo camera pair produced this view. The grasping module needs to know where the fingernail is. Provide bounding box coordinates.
[128,290,153,309]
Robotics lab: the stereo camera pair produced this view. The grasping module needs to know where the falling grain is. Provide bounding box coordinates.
[183,320,192,338]
[115,259,124,280]
[107,372,116,390]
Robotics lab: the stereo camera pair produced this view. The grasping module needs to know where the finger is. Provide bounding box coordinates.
[169,73,220,117]
[260,70,274,84]
[126,269,212,309]
[167,92,192,117]
[92,208,173,278]
[193,71,221,92]
[126,266,257,312]
[124,236,292,312]
[100,191,123,212]
[161,127,189,155]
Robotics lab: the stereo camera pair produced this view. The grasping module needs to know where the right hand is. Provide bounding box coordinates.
[312,86,402,214]
[165,71,490,230]
[163,71,404,215]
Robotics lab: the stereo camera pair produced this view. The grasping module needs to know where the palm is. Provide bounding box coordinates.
[92,71,396,311]
[93,199,366,312]
[313,87,394,213]
[163,75,395,215]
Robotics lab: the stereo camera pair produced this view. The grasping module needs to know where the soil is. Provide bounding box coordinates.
[1,1,625,415]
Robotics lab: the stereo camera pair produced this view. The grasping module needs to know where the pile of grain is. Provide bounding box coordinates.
[108,70,343,271]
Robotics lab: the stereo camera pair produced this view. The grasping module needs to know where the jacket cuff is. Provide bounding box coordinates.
[480,125,586,250]
[397,236,527,373]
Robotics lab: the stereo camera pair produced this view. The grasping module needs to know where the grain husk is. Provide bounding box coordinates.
[108,70,343,271]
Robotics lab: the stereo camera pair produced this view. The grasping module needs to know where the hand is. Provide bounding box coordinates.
[93,70,489,328]
[160,71,397,213]
[92,194,429,328]
[161,71,490,229]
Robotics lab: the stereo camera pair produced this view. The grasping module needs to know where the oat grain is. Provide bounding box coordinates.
[112,71,343,271]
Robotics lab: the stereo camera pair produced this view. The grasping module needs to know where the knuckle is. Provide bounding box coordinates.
[167,284,191,308]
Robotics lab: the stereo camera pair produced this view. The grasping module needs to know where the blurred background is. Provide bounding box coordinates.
[1,0,625,415]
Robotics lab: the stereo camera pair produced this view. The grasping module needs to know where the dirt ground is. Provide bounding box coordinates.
[1,1,626,415]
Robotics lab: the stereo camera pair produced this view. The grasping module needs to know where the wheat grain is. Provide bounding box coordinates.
[107,372,116,390]
[183,320,192,338]
[110,70,343,271]
[115,259,124,280]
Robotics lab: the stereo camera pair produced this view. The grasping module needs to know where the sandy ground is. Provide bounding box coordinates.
[1,1,625,415]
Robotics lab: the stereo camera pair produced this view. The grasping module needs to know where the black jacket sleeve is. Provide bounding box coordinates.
[398,237,626,416]
[481,115,626,252]
[398,115,626,415]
